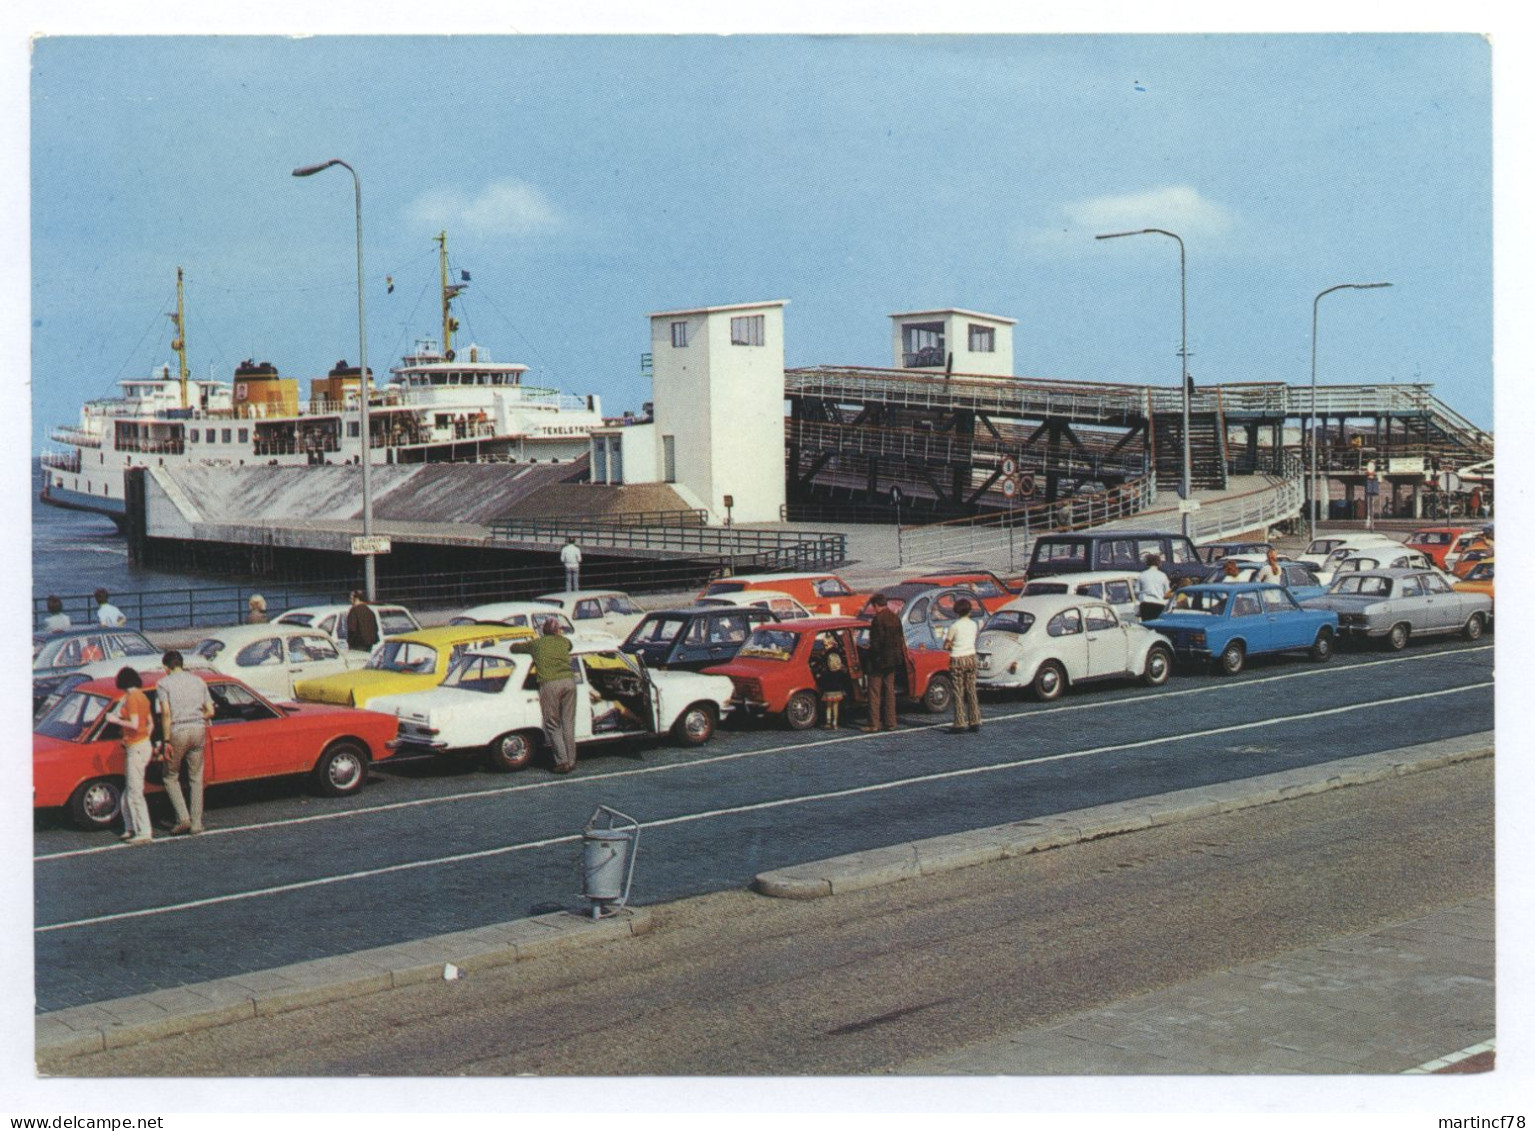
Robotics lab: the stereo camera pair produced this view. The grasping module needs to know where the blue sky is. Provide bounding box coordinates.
[28,33,1492,451]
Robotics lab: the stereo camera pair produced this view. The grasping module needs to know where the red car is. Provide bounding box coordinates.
[904,571,1020,613]
[696,573,874,617]
[34,671,399,831]
[704,616,954,729]
[1403,526,1477,570]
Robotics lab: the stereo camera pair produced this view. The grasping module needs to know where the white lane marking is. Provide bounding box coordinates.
[35,643,1494,863]
[35,680,1492,933]
[1402,1038,1495,1073]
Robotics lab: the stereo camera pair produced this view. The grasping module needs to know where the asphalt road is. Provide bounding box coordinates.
[57,756,1494,1076]
[34,635,1494,1013]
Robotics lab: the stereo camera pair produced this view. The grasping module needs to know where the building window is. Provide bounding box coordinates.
[593,438,608,483]
[348,422,360,438]
[902,322,945,368]
[730,315,764,347]
[190,429,200,442]
[671,321,689,348]
[222,428,233,443]
[238,428,249,443]
[663,435,676,482]
[609,437,623,482]
[968,324,995,353]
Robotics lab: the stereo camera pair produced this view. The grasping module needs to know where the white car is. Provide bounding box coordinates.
[190,624,368,701]
[1015,571,1140,623]
[274,603,421,649]
[975,593,1173,701]
[448,601,617,645]
[696,589,814,620]
[1296,532,1399,569]
[369,641,735,771]
[533,590,648,639]
[1317,548,1438,586]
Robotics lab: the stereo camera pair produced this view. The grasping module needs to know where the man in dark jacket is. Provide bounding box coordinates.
[345,590,380,653]
[863,593,908,733]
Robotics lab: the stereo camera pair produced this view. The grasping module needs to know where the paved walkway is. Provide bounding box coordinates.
[896,898,1493,1076]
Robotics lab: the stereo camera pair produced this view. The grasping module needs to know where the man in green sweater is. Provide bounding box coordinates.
[510,618,578,773]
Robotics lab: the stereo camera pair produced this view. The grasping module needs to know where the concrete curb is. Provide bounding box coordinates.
[36,908,651,1065]
[752,731,1495,900]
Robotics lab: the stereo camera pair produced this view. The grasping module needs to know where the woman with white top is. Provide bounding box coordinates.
[943,597,982,734]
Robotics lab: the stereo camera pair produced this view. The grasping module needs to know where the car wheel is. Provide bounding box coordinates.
[68,777,123,831]
[1386,623,1410,651]
[1310,627,1335,662]
[784,690,819,730]
[672,703,717,746]
[921,672,954,714]
[312,739,370,796]
[1141,645,1172,687]
[1219,640,1246,676]
[1032,660,1066,701]
[1463,613,1485,641]
[485,730,538,772]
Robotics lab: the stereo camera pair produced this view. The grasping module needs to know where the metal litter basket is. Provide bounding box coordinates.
[580,805,640,919]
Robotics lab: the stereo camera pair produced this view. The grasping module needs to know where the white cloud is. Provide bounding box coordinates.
[1020,185,1237,251]
[407,179,563,239]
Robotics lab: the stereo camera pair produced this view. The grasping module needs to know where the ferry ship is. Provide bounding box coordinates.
[39,233,608,525]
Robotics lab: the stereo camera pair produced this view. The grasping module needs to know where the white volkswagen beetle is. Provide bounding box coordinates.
[369,640,734,772]
[975,593,1174,701]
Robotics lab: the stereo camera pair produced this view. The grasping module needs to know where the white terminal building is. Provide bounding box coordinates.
[589,302,1017,523]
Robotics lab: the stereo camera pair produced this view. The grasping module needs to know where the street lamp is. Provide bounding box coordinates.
[293,158,376,600]
[1308,282,1393,540]
[1097,228,1191,536]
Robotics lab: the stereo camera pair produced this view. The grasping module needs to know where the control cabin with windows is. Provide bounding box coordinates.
[889,309,1015,377]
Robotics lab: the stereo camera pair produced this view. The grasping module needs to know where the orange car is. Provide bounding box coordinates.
[1404,526,1477,570]
[1452,542,1494,579]
[1454,557,1494,615]
[1445,532,1493,575]
[696,572,873,617]
[904,570,1020,613]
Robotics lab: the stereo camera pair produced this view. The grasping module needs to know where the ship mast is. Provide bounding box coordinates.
[169,267,190,408]
[436,230,466,361]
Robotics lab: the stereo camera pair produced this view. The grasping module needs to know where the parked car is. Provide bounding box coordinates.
[696,572,872,617]
[704,617,953,729]
[33,671,399,830]
[853,583,985,649]
[1295,532,1398,569]
[621,605,776,672]
[33,627,169,716]
[1404,526,1478,569]
[1199,541,1274,565]
[1302,568,1492,650]
[1443,532,1493,573]
[1015,571,1141,623]
[1218,561,1327,603]
[189,624,369,701]
[292,624,532,707]
[696,589,815,620]
[1451,544,1493,579]
[370,641,735,771]
[33,671,96,721]
[449,602,614,644]
[1150,583,1339,674]
[974,594,1173,700]
[532,590,648,640]
[1025,530,1205,586]
[273,603,421,649]
[1318,548,1437,586]
[903,571,1020,613]
[1453,559,1494,616]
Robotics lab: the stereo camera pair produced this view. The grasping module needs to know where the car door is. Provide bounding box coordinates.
[231,635,288,699]
[928,591,965,647]
[1082,603,1130,678]
[1104,579,1137,621]
[1393,573,1433,631]
[284,633,352,696]
[205,681,298,779]
[1044,607,1090,680]
[1260,587,1310,648]
[1230,591,1270,653]
[903,596,935,649]
[1416,571,1458,631]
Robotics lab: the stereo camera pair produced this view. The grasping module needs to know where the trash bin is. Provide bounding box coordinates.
[580,806,640,919]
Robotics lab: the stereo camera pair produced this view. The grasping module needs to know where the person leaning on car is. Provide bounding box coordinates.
[157,650,215,836]
[863,593,908,734]
[508,619,578,774]
[1138,554,1171,621]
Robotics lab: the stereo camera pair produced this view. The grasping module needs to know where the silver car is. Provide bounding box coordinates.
[1302,568,1491,650]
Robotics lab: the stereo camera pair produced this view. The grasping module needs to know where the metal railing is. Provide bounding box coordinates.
[787,366,1148,424]
[488,518,847,570]
[489,510,708,538]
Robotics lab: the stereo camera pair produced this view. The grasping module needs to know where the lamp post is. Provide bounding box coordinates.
[1308,282,1392,541]
[293,158,376,600]
[1097,228,1191,536]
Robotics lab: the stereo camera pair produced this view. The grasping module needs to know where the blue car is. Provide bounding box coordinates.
[1149,583,1339,675]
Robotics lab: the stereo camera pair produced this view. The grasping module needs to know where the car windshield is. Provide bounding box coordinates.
[440,653,517,692]
[379,610,419,635]
[628,617,689,645]
[981,610,1035,635]
[1411,532,1451,545]
[736,628,799,661]
[35,690,111,742]
[278,612,315,627]
[367,640,437,673]
[33,636,91,670]
[1330,575,1392,597]
[1172,589,1229,614]
[1304,540,1341,556]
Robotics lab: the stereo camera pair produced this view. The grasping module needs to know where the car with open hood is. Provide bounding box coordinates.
[292,624,532,707]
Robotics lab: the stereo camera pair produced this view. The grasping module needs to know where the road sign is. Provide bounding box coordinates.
[1001,477,1018,499]
[1019,472,1036,497]
[1177,499,1202,514]
[889,485,904,506]
[1000,456,1017,477]
[351,535,392,556]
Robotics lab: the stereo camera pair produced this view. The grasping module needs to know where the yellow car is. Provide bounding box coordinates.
[1453,558,1494,616]
[293,624,534,707]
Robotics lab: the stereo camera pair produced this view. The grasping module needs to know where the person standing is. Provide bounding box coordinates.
[560,538,583,592]
[1255,549,1283,586]
[943,597,982,734]
[43,595,71,632]
[1137,554,1170,621]
[95,588,127,628]
[247,594,269,624]
[105,667,155,844]
[863,593,907,733]
[510,618,578,774]
[156,649,215,835]
[345,590,380,653]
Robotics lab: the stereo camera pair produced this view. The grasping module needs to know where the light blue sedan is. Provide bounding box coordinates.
[1149,583,1340,675]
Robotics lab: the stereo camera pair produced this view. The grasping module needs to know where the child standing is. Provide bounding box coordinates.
[819,647,851,729]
